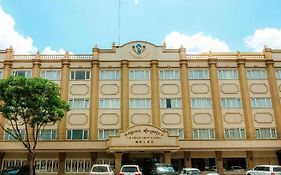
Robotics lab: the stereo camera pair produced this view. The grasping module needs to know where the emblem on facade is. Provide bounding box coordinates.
[132,43,146,55]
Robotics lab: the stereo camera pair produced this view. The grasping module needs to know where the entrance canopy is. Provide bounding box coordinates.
[107,125,179,152]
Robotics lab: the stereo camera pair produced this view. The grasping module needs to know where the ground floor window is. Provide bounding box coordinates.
[192,158,216,171]
[96,159,115,169]
[223,158,246,171]
[2,159,27,169]
[35,159,59,173]
[65,159,91,173]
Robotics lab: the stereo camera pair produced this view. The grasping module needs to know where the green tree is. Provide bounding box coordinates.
[0,76,69,175]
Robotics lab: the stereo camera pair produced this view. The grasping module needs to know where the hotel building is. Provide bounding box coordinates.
[0,41,281,174]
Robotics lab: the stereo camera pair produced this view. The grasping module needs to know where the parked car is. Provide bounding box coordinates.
[206,172,220,175]
[119,165,142,175]
[246,165,281,175]
[89,164,114,175]
[179,168,200,175]
[0,165,35,175]
[230,166,244,171]
[151,163,177,175]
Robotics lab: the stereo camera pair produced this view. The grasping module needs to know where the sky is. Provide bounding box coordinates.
[0,0,281,54]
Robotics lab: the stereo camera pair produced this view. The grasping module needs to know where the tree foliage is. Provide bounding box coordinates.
[0,76,69,174]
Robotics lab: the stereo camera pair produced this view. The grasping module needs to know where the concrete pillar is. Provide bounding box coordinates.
[164,151,172,164]
[237,56,255,139]
[215,151,224,175]
[114,153,123,174]
[208,57,224,139]
[89,48,100,140]
[90,152,98,167]
[264,48,281,138]
[57,52,70,140]
[58,152,66,175]
[246,151,254,169]
[32,51,41,78]
[150,60,160,127]
[184,151,192,168]
[121,60,129,130]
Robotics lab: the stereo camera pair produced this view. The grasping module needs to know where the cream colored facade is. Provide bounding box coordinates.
[0,41,281,175]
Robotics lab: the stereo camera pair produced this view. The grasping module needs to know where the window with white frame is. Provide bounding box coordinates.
[38,129,56,140]
[41,70,61,80]
[99,70,120,80]
[0,71,3,79]
[65,159,91,173]
[159,70,180,80]
[70,70,90,80]
[193,129,215,139]
[3,130,26,141]
[98,129,119,140]
[12,70,32,78]
[99,98,120,108]
[160,98,182,108]
[66,130,88,140]
[191,98,212,108]
[218,70,238,79]
[224,128,246,139]
[2,159,27,169]
[189,70,209,80]
[35,159,59,173]
[96,159,115,167]
[255,128,277,139]
[129,70,150,80]
[221,98,242,108]
[129,99,151,108]
[276,70,281,79]
[166,128,184,139]
[69,99,90,109]
[251,98,272,108]
[247,69,267,79]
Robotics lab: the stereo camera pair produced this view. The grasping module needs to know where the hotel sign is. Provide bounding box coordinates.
[107,125,179,152]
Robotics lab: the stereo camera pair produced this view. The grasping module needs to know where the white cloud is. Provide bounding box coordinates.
[42,47,66,54]
[164,31,230,53]
[0,6,67,54]
[244,28,281,51]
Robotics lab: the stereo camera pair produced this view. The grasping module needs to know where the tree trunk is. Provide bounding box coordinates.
[28,152,35,175]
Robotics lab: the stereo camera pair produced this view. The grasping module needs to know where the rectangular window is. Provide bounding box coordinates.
[66,130,88,140]
[41,70,61,80]
[193,129,215,139]
[166,128,184,139]
[98,129,119,140]
[160,98,182,108]
[69,99,90,109]
[191,98,212,108]
[12,70,32,78]
[99,70,120,80]
[2,159,28,169]
[224,128,246,139]
[251,98,272,108]
[276,70,281,79]
[129,99,151,108]
[65,159,91,173]
[38,129,56,140]
[99,98,120,108]
[0,71,3,79]
[129,70,150,80]
[3,130,26,141]
[255,128,277,139]
[247,69,267,79]
[70,70,90,80]
[218,70,238,79]
[159,70,180,80]
[35,160,59,173]
[189,70,209,80]
[221,98,242,108]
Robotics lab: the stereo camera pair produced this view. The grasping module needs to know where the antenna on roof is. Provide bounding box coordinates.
[118,0,121,46]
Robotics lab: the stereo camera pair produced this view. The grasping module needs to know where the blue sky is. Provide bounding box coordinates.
[0,0,281,53]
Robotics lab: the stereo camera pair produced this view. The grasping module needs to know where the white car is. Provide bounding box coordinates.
[89,164,114,175]
[119,165,142,175]
[179,168,200,175]
[246,165,281,175]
